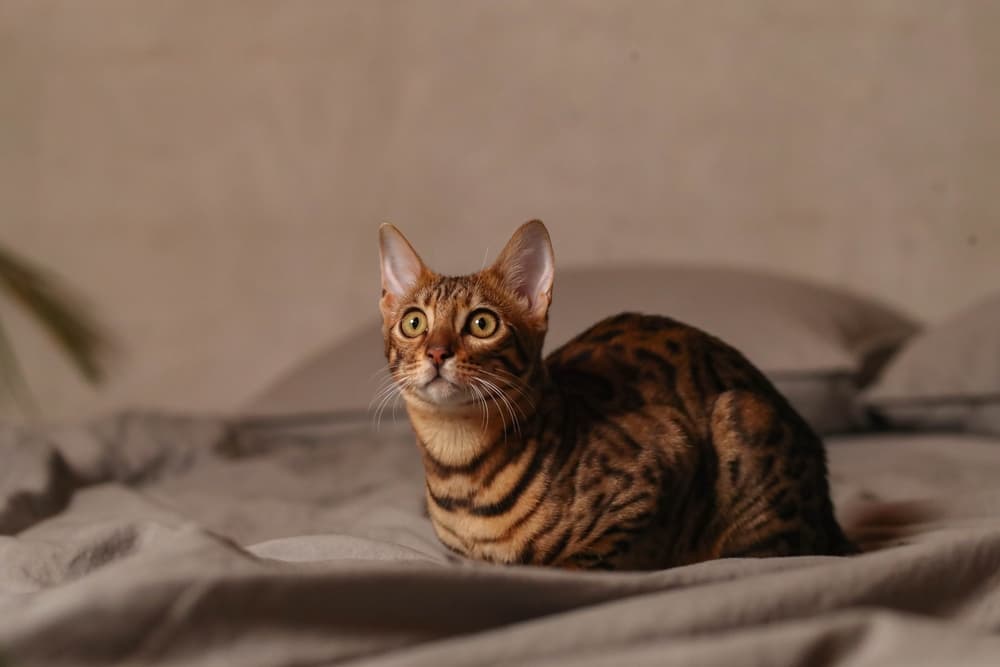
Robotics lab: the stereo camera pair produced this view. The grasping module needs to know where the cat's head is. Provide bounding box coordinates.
[378,220,554,410]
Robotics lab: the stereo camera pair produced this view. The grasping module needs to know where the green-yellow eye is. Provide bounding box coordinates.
[467,310,499,338]
[400,309,427,337]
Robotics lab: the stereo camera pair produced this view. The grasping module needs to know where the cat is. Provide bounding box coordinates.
[377,220,856,570]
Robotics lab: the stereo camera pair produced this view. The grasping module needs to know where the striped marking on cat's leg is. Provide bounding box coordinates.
[708,390,806,559]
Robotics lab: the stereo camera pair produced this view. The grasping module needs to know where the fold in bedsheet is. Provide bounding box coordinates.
[2,413,1000,667]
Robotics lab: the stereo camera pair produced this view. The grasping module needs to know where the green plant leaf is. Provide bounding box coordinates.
[0,243,111,388]
[0,315,37,412]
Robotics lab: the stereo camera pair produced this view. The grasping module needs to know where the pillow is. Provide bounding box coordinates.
[247,266,917,434]
[864,291,1000,435]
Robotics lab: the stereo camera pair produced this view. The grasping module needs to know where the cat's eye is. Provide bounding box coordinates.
[400,309,428,337]
[467,310,499,338]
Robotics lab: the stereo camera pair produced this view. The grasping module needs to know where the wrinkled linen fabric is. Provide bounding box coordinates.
[2,413,1000,667]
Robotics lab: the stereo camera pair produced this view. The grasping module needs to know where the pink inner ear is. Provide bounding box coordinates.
[494,222,554,319]
[512,249,553,306]
[380,226,425,300]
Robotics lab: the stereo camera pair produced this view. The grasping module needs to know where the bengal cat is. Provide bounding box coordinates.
[377,220,855,570]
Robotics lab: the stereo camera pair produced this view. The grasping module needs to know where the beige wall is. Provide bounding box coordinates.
[1,1,998,420]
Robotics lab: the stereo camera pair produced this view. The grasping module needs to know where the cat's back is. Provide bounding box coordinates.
[545,312,783,418]
[543,312,852,563]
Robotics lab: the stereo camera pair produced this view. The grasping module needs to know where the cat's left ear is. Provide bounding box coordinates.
[491,220,555,323]
[379,223,427,312]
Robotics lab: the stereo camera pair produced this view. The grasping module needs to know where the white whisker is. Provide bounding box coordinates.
[372,380,403,429]
[473,378,508,444]
[367,365,395,382]
[469,381,488,433]
[476,370,534,418]
[476,368,536,408]
[368,383,399,412]
[370,362,419,431]
[475,377,524,440]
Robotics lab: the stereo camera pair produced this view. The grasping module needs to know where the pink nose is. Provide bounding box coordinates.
[426,346,452,366]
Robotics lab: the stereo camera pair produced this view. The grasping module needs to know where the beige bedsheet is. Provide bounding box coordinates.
[2,413,1000,666]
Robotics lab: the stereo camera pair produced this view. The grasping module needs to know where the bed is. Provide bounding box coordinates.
[2,267,999,666]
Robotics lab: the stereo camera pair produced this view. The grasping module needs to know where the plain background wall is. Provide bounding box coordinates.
[1,0,998,420]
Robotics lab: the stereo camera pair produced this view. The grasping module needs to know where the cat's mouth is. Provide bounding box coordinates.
[425,376,453,390]
[414,373,475,406]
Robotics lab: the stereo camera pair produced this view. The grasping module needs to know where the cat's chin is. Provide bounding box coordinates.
[412,378,476,409]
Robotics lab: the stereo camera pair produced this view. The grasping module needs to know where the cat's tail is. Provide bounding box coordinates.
[838,499,942,554]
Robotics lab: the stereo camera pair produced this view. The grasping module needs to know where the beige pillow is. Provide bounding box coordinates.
[864,291,1000,435]
[247,266,917,433]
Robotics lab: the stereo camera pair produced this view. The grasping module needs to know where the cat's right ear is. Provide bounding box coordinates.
[491,220,555,324]
[379,223,426,313]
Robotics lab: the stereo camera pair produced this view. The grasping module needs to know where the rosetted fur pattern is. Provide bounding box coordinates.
[377,221,855,570]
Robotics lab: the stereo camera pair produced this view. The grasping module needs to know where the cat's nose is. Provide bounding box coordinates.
[426,346,452,367]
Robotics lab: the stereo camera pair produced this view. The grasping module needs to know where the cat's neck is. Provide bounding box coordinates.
[405,367,549,467]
